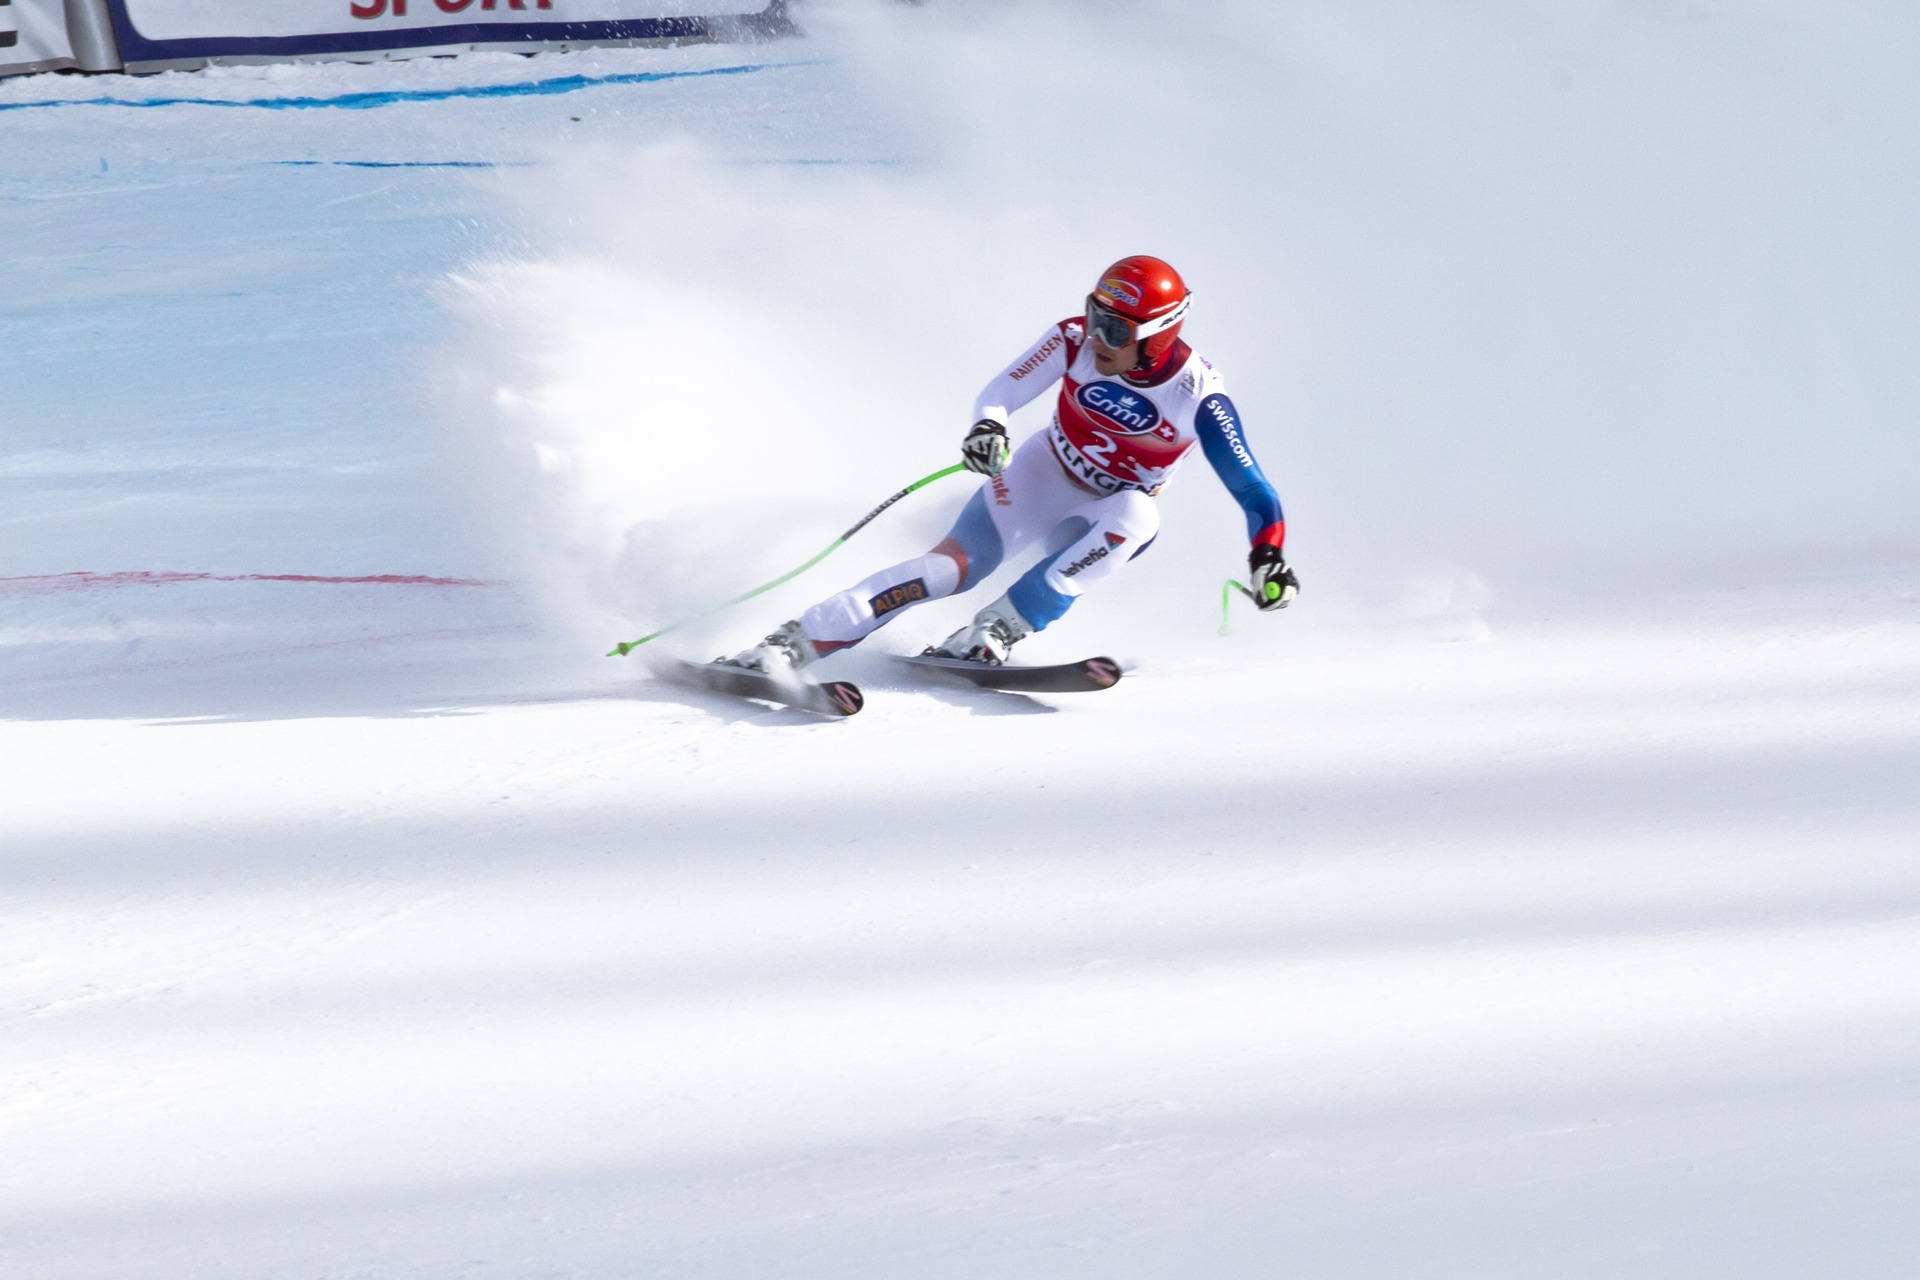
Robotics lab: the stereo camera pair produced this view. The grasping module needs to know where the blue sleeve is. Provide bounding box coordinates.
[1194,393,1285,545]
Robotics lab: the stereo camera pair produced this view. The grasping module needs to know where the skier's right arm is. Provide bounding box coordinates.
[962,320,1079,476]
[969,319,1080,434]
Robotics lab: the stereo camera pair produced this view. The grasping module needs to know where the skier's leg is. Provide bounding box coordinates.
[929,488,1160,662]
[931,435,1081,582]
[797,487,1003,655]
[723,438,1080,671]
[720,532,984,672]
[717,491,998,673]
[790,435,1081,655]
[1005,489,1161,631]
[1007,490,1161,629]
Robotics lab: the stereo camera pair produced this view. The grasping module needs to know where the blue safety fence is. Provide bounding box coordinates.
[0,62,790,110]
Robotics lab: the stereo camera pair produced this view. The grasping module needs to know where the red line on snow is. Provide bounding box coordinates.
[0,571,500,597]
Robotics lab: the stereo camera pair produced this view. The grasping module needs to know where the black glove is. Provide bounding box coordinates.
[1249,543,1298,611]
[961,421,1011,476]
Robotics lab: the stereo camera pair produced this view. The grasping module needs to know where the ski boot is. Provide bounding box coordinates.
[924,594,1033,666]
[716,618,819,677]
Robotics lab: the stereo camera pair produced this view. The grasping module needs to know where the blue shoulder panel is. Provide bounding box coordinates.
[1193,393,1283,541]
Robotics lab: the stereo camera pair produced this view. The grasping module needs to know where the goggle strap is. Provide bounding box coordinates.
[1129,293,1190,340]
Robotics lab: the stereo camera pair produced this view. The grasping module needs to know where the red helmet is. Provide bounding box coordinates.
[1086,255,1190,371]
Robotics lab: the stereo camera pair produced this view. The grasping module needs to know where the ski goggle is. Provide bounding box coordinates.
[1085,293,1189,350]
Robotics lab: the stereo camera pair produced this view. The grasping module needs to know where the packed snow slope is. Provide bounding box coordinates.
[4,3,1920,1278]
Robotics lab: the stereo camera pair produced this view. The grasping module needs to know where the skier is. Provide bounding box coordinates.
[720,255,1297,675]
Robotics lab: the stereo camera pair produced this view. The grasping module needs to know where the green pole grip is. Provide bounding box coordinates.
[1219,577,1258,636]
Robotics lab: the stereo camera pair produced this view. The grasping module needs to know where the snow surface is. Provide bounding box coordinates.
[4,4,1920,1277]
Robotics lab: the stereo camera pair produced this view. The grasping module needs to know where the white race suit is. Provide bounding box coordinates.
[797,316,1286,655]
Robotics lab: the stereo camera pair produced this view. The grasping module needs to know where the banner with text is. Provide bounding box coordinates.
[104,0,780,68]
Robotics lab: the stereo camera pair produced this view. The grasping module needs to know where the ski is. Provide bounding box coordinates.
[663,660,864,717]
[893,653,1123,693]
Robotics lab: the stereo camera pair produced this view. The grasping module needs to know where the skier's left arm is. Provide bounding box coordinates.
[1192,383,1298,610]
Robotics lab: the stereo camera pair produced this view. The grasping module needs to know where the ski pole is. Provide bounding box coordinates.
[1218,577,1275,635]
[607,462,969,657]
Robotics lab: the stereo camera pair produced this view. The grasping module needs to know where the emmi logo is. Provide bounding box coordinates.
[869,579,928,618]
[1076,381,1160,435]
